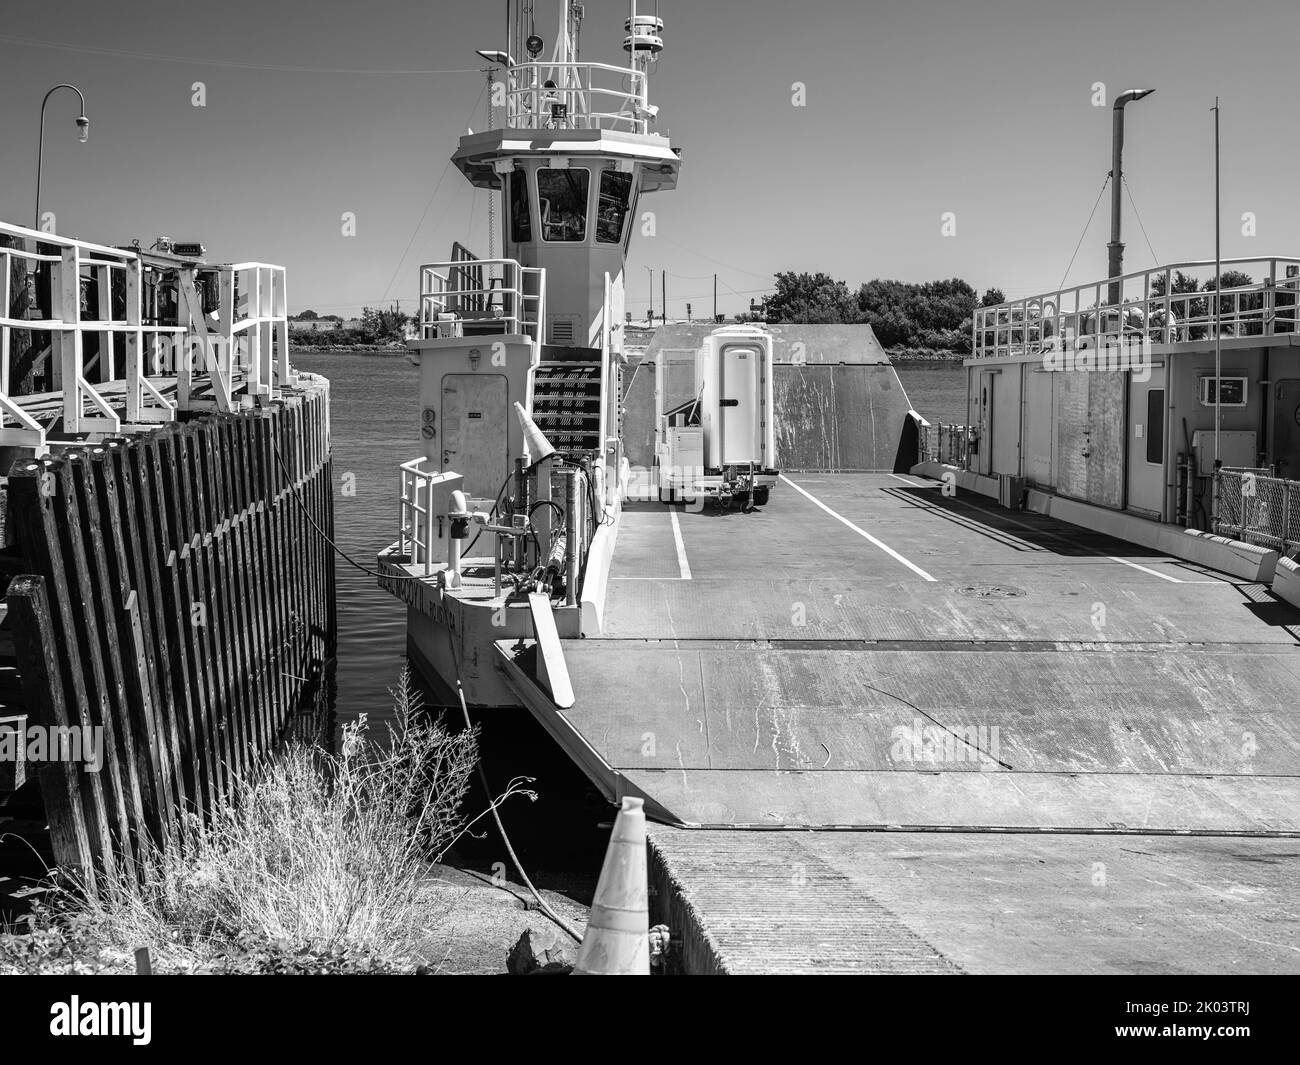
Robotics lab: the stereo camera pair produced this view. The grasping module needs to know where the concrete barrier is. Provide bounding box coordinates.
[1271,556,1300,610]
[910,461,999,498]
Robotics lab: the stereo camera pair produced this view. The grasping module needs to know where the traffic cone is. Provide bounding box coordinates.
[573,796,649,975]
[515,401,556,467]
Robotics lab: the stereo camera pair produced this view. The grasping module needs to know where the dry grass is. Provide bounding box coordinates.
[2,667,492,974]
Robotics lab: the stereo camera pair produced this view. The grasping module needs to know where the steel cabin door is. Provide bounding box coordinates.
[976,371,996,476]
[1126,365,1166,519]
[442,374,508,501]
[1274,379,1300,480]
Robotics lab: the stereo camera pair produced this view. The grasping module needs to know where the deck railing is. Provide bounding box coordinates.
[1214,468,1300,554]
[418,255,546,348]
[1,219,291,454]
[974,257,1300,359]
[501,62,651,135]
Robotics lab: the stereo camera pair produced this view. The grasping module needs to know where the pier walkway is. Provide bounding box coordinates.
[522,473,1300,971]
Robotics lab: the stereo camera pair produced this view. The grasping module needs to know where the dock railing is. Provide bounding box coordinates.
[2,219,291,455]
[974,257,1300,360]
[502,62,651,135]
[1214,468,1300,554]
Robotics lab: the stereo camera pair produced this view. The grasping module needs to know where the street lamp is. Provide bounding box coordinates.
[1106,87,1154,306]
[35,84,90,232]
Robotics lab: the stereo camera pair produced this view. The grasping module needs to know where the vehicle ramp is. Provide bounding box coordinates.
[499,474,1300,971]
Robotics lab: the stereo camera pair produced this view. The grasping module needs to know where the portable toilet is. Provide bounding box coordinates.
[656,324,779,506]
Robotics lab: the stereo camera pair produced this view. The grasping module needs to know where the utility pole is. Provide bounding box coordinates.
[661,269,666,325]
[645,265,654,324]
[1213,97,1222,475]
[713,273,717,321]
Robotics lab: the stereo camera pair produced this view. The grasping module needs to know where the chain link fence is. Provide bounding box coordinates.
[1214,469,1300,554]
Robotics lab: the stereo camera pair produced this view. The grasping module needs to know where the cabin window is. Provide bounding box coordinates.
[1146,388,1164,464]
[596,169,633,244]
[509,169,532,244]
[537,168,590,242]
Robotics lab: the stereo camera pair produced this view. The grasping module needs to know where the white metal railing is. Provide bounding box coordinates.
[974,257,1300,359]
[418,256,546,349]
[398,456,439,576]
[501,62,652,134]
[178,261,293,413]
[1,219,292,453]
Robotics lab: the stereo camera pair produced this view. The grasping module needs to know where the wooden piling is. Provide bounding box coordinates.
[4,380,334,880]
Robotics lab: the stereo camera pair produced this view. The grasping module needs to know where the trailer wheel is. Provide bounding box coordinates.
[659,485,676,504]
[753,487,770,507]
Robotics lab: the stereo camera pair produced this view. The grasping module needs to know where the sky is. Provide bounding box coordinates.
[2,0,1298,319]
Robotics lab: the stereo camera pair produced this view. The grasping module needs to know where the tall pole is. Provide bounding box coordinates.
[713,273,717,321]
[35,84,89,231]
[1106,88,1154,307]
[1214,97,1222,472]
[661,270,666,326]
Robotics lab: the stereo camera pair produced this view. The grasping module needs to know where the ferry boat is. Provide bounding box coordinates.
[376,2,1300,973]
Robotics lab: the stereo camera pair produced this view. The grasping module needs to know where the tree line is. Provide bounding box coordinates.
[753,272,1006,356]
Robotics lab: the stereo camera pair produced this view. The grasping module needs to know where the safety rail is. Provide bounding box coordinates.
[501,62,652,135]
[923,422,973,470]
[974,257,1300,359]
[1,219,291,455]
[397,454,598,593]
[1214,468,1300,555]
[398,456,440,576]
[418,256,546,347]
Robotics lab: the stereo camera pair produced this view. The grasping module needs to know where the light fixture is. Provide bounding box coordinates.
[526,34,544,58]
[475,49,515,66]
[76,114,89,142]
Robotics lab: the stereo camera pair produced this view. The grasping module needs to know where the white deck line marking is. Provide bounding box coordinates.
[780,474,937,581]
[1106,556,1184,583]
[888,473,930,487]
[669,505,692,581]
[956,496,1218,583]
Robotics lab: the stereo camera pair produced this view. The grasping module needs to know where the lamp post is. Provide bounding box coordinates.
[1106,87,1154,307]
[35,84,90,232]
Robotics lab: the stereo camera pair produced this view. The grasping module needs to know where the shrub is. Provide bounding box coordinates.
[0,668,479,975]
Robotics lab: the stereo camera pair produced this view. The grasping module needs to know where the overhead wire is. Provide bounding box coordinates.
[1123,176,1161,267]
[0,31,481,75]
[1057,172,1111,291]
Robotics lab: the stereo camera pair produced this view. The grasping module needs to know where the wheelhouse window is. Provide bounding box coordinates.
[596,169,633,244]
[537,168,589,242]
[509,168,532,244]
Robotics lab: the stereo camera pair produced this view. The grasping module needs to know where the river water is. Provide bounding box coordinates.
[294,351,967,724]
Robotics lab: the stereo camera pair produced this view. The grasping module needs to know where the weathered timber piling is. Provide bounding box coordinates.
[3,377,334,882]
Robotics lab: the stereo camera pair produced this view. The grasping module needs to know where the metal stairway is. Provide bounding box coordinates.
[530,361,603,453]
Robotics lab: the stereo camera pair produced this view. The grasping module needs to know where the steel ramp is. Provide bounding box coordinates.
[506,474,1300,834]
